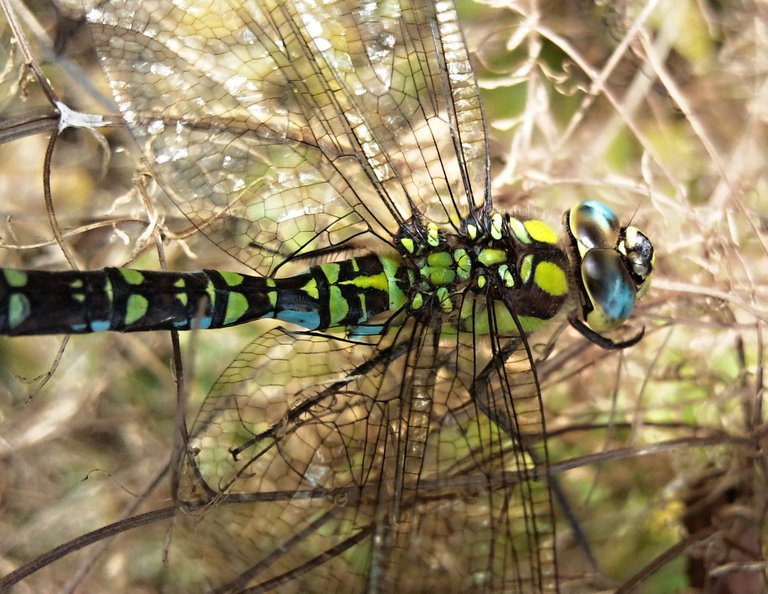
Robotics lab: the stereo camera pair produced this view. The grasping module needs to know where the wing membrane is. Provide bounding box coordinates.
[86,0,488,275]
[175,313,555,592]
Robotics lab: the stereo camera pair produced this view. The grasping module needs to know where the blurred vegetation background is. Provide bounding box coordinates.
[0,0,766,592]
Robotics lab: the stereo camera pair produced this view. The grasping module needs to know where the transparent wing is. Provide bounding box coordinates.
[85,0,488,275]
[174,313,556,593]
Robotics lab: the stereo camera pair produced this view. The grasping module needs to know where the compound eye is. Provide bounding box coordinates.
[568,201,621,255]
[581,249,636,332]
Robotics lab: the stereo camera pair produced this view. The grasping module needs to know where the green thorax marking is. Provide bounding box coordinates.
[393,210,570,334]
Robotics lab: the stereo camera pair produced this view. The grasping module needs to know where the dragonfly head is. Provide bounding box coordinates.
[565,201,655,336]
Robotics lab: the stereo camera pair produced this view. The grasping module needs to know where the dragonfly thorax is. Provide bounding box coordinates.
[393,210,571,335]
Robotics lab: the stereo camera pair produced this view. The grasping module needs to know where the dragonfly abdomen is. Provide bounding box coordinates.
[0,254,408,335]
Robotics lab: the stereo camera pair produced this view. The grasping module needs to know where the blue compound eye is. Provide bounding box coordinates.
[568,201,621,255]
[564,200,654,346]
[580,249,636,331]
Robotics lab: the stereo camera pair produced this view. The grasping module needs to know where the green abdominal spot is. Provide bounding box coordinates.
[7,293,30,329]
[124,294,149,326]
[119,269,144,286]
[328,286,349,326]
[4,269,28,288]
[224,292,249,325]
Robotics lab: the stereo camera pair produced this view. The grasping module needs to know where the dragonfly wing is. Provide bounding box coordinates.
[85,0,488,274]
[176,315,555,593]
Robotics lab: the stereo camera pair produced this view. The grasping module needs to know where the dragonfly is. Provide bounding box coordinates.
[0,0,654,592]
